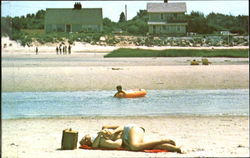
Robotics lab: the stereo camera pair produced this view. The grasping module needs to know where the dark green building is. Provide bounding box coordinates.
[45,4,103,33]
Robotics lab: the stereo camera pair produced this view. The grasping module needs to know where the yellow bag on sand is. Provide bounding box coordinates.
[202,58,211,65]
[190,60,199,65]
[61,128,78,150]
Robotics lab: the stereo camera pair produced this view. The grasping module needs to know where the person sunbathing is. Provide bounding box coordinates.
[80,128,123,149]
[80,124,182,153]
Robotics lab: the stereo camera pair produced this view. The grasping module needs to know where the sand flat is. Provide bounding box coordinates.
[2,65,249,92]
[2,53,249,92]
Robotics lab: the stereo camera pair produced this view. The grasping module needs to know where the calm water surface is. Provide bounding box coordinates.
[2,89,249,119]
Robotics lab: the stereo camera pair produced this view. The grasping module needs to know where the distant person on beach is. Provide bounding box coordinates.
[56,47,59,55]
[59,45,62,55]
[63,45,65,54]
[68,45,71,54]
[35,47,38,55]
[65,45,67,54]
[190,59,199,65]
[79,124,181,153]
[114,85,126,97]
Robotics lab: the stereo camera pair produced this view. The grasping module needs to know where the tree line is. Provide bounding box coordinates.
[1,9,248,39]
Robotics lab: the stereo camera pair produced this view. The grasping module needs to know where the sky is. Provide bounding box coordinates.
[1,0,249,22]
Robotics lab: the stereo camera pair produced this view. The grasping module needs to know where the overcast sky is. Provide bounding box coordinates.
[1,1,249,22]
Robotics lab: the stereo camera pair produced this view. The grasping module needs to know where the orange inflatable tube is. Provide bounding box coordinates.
[122,89,147,98]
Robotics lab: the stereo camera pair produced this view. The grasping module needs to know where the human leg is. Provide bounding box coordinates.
[128,127,167,151]
[154,143,182,153]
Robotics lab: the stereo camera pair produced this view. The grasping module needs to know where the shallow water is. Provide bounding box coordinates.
[2,89,249,119]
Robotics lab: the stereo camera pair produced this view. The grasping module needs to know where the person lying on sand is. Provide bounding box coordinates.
[114,85,126,97]
[80,124,182,153]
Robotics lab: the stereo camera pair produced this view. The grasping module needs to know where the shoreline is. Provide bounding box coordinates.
[2,45,249,54]
[3,114,249,120]
[2,36,249,54]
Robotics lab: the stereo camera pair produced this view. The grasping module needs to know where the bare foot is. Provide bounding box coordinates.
[161,139,176,146]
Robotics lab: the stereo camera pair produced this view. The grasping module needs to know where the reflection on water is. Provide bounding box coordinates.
[2,89,249,119]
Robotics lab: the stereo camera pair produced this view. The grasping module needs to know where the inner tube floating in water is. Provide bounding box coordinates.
[116,89,147,98]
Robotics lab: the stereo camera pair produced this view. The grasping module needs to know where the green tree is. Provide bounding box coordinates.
[35,10,46,19]
[132,10,148,22]
[187,11,214,34]
[236,15,248,34]
[119,12,126,23]
[1,17,12,36]
[127,25,139,34]
[103,17,118,33]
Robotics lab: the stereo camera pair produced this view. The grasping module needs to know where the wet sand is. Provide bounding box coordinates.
[2,53,249,92]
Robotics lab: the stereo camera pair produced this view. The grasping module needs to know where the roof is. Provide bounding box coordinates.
[147,2,186,13]
[45,8,103,24]
[148,22,187,25]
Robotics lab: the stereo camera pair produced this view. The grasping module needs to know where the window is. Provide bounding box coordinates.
[52,24,57,31]
[176,26,181,32]
[166,26,169,32]
[153,25,156,34]
[161,13,164,20]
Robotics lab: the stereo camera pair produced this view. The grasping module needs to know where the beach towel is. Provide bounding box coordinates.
[79,145,168,153]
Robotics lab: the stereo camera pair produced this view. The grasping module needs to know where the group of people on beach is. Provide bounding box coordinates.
[34,44,72,55]
[80,124,182,153]
[56,43,71,55]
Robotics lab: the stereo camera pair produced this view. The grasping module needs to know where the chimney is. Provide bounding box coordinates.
[164,0,168,3]
[74,2,82,9]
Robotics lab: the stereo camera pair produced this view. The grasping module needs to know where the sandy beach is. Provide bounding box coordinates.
[2,116,249,158]
[2,39,249,157]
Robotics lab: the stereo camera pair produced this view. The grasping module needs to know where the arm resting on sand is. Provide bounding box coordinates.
[102,125,120,129]
[102,126,124,134]
[92,133,102,148]
[102,125,124,134]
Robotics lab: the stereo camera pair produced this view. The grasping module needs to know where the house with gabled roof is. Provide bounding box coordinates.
[147,1,187,35]
[45,3,103,33]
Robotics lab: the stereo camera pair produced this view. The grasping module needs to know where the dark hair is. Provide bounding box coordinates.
[116,85,122,91]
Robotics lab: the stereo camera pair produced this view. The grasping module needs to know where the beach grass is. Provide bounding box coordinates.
[21,29,45,35]
[104,48,249,58]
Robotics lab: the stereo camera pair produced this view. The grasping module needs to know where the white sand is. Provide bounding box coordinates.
[2,36,249,54]
[2,116,249,158]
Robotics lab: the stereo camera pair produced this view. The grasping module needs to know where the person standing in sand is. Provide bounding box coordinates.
[59,45,62,55]
[80,124,182,153]
[56,46,59,55]
[35,47,38,55]
[62,45,65,54]
[65,45,67,55]
[68,45,71,54]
